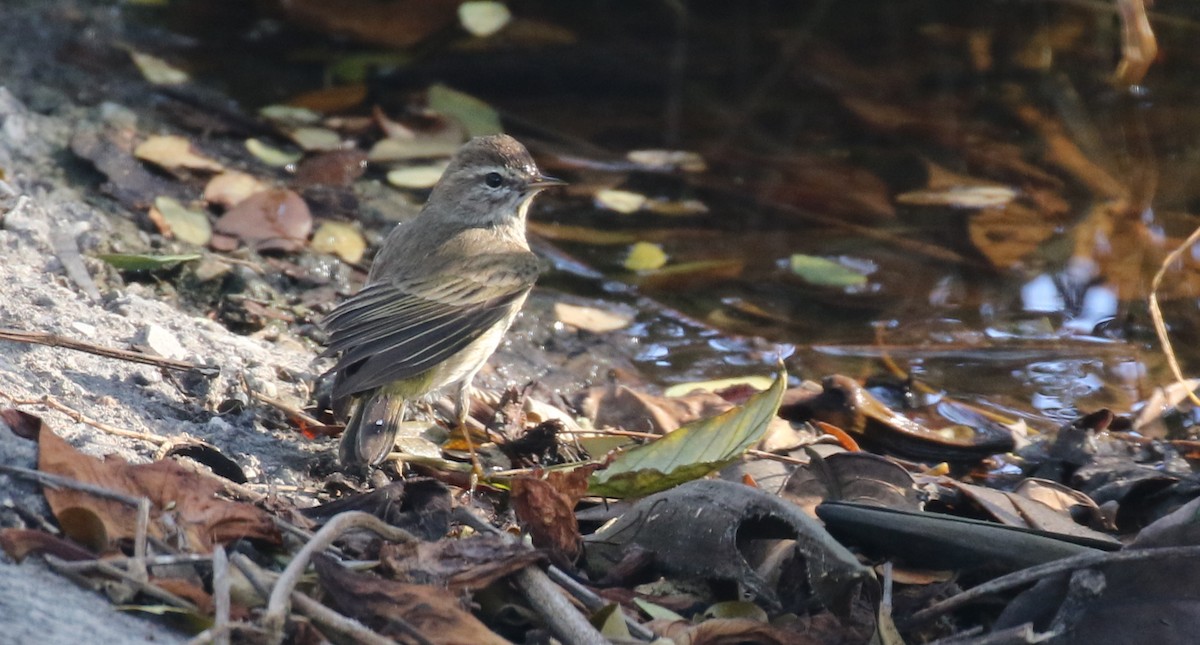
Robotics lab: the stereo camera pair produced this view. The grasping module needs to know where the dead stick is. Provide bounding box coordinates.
[0,463,144,506]
[0,328,215,376]
[905,545,1200,627]
[231,553,399,645]
[263,511,419,644]
[212,545,231,645]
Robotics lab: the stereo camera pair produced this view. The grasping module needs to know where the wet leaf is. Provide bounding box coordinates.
[203,172,270,209]
[553,302,633,333]
[634,259,745,290]
[288,126,342,152]
[244,138,302,167]
[624,241,667,271]
[428,83,503,137]
[214,189,312,252]
[97,253,202,271]
[511,474,583,564]
[386,162,449,189]
[2,409,279,553]
[896,185,1018,208]
[594,188,647,214]
[310,220,366,264]
[128,51,188,85]
[150,196,212,246]
[626,149,707,173]
[277,0,460,48]
[135,135,225,174]
[258,104,322,126]
[379,534,543,592]
[663,375,776,398]
[588,368,785,498]
[367,129,462,162]
[789,254,869,287]
[458,1,512,37]
[313,554,510,644]
[294,149,368,187]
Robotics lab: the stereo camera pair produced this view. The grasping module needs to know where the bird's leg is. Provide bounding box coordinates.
[453,380,484,481]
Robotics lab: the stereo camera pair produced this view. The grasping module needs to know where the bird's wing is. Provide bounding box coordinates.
[322,252,539,400]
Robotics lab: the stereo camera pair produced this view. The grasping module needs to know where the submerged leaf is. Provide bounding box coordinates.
[151,196,212,246]
[624,241,668,271]
[588,368,786,498]
[458,1,512,37]
[427,83,503,137]
[789,254,869,287]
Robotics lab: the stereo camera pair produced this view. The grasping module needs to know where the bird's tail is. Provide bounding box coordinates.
[338,393,407,466]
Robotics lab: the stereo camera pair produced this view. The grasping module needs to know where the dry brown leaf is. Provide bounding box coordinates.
[510,475,583,564]
[278,0,460,48]
[379,534,543,592]
[214,189,313,252]
[134,135,225,174]
[968,201,1057,269]
[553,302,633,333]
[203,172,270,209]
[2,409,279,554]
[314,554,511,644]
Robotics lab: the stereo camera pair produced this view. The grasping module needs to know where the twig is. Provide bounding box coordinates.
[50,224,101,302]
[45,554,200,612]
[212,545,231,645]
[263,511,419,644]
[129,497,151,583]
[248,389,324,430]
[905,545,1200,628]
[1148,224,1200,408]
[0,327,215,375]
[231,553,398,645]
[2,394,169,446]
[454,507,647,642]
[0,463,144,506]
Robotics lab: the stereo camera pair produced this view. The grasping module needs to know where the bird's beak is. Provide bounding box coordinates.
[527,173,567,189]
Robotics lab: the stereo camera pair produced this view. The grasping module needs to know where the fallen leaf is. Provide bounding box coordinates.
[387,162,449,189]
[278,0,460,48]
[789,254,870,287]
[594,188,647,214]
[214,189,312,252]
[244,138,302,167]
[626,149,707,173]
[150,196,212,246]
[428,83,502,138]
[2,409,279,554]
[135,135,225,174]
[511,473,584,564]
[128,51,188,85]
[313,554,511,644]
[203,172,270,209]
[97,253,202,271]
[310,220,366,264]
[289,126,342,152]
[379,534,543,592]
[458,1,512,37]
[624,241,667,271]
[896,185,1018,209]
[588,368,786,498]
[553,302,633,333]
[294,149,368,188]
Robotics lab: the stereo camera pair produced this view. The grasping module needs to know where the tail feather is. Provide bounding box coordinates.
[338,394,406,466]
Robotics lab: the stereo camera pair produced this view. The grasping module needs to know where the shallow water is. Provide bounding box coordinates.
[137,0,1200,433]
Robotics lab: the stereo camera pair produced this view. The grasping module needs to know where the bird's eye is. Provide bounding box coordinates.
[484,172,503,188]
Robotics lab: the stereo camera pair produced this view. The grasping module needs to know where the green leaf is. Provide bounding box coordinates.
[789,253,869,287]
[591,603,631,640]
[97,253,202,271]
[633,598,686,622]
[588,366,786,498]
[427,83,503,137]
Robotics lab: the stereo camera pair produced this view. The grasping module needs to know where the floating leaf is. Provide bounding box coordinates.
[626,149,707,173]
[151,196,212,246]
[428,83,502,137]
[387,162,449,189]
[663,375,776,398]
[258,104,322,126]
[624,241,667,271]
[128,51,188,85]
[289,126,342,152]
[245,138,302,167]
[594,189,647,214]
[311,221,366,264]
[588,367,786,498]
[203,172,270,209]
[97,253,202,271]
[135,135,224,174]
[554,302,633,333]
[789,254,870,287]
[458,1,512,37]
[368,135,461,162]
[896,185,1018,209]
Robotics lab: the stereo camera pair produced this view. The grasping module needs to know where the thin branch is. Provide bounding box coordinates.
[905,545,1200,628]
[0,327,215,375]
[0,463,144,506]
[1148,223,1200,408]
[2,394,169,446]
[263,511,419,644]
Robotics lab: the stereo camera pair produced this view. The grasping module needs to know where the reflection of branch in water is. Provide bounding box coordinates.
[1114,0,1158,87]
